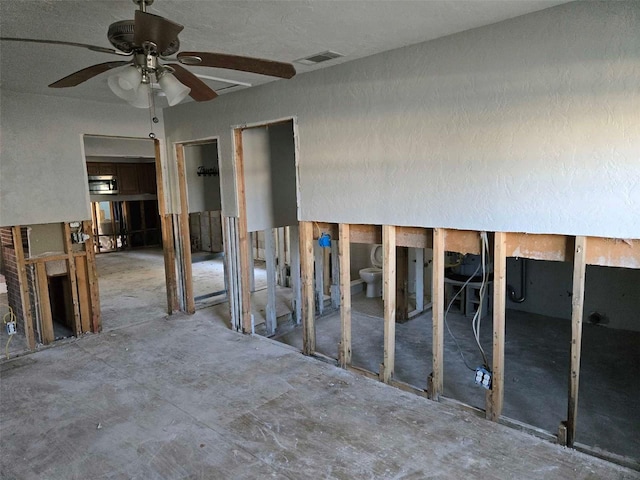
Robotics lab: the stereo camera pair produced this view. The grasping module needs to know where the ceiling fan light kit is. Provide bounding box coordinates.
[0,0,296,108]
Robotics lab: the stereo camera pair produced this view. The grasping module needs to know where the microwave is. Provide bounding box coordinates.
[88,175,119,195]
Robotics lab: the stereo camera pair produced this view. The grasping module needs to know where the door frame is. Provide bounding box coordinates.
[231,116,301,333]
[173,136,224,314]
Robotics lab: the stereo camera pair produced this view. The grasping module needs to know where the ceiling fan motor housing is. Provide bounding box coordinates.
[107,20,180,56]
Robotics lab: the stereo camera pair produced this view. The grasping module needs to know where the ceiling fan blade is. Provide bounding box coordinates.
[134,10,183,54]
[49,61,131,88]
[0,37,131,56]
[177,51,296,79]
[167,64,218,102]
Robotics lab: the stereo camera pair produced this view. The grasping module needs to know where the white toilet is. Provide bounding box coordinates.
[359,244,383,297]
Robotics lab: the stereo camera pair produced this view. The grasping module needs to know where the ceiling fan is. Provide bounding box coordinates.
[0,0,296,107]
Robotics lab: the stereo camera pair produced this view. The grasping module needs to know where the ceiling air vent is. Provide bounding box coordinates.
[295,51,343,66]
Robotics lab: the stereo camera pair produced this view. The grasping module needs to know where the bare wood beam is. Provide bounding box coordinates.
[486,231,507,421]
[75,256,92,334]
[397,227,433,249]
[154,140,178,313]
[338,224,352,367]
[35,262,54,345]
[82,221,101,332]
[506,233,572,262]
[12,226,35,350]
[300,221,316,355]
[415,247,425,312]
[330,239,340,308]
[63,223,82,336]
[314,243,324,316]
[429,228,446,400]
[234,129,252,332]
[350,224,382,245]
[176,145,195,314]
[586,237,639,269]
[445,229,482,255]
[566,236,587,447]
[396,246,409,322]
[380,225,397,383]
[289,225,302,324]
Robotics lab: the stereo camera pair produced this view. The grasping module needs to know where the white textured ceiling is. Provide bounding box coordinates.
[0,0,569,106]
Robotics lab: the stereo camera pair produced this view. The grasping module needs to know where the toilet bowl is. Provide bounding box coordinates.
[359,244,383,297]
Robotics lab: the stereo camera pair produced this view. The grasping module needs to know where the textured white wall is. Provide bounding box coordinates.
[0,91,164,227]
[242,123,298,232]
[164,1,639,238]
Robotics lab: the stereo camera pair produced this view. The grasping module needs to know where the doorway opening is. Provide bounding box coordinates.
[176,140,227,310]
[230,118,301,335]
[83,135,170,331]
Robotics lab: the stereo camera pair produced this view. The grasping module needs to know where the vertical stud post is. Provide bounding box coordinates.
[429,228,446,400]
[234,129,252,333]
[566,236,587,447]
[338,224,352,367]
[300,221,316,355]
[289,225,302,324]
[486,231,506,421]
[381,225,397,383]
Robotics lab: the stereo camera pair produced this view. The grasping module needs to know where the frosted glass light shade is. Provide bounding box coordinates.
[158,72,190,106]
[107,66,142,102]
[128,83,151,109]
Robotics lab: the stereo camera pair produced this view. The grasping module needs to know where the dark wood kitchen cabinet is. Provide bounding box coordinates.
[137,163,157,194]
[117,164,139,195]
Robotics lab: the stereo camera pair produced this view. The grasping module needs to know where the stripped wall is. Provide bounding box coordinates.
[163,1,639,239]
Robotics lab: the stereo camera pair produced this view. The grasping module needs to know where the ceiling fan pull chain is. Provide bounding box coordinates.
[147,87,158,138]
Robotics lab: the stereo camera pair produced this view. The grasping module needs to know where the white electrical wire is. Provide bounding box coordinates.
[443,231,491,370]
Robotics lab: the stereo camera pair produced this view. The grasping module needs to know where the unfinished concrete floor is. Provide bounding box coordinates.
[2,304,638,480]
[278,294,640,461]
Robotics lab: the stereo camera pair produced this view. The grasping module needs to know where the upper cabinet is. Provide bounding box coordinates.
[87,162,117,176]
[117,164,139,195]
[137,163,157,195]
[87,161,156,196]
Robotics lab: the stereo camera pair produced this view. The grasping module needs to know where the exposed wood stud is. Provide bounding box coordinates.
[300,221,316,355]
[75,256,91,334]
[289,225,302,324]
[314,243,324,316]
[35,262,54,345]
[567,236,587,447]
[249,232,256,293]
[415,247,425,312]
[265,228,277,335]
[323,246,331,296]
[330,239,340,308]
[154,140,178,314]
[430,228,446,400]
[381,225,397,383]
[82,221,101,332]
[396,246,409,322]
[234,129,252,333]
[63,223,82,336]
[176,144,195,314]
[486,231,507,421]
[338,223,352,367]
[12,226,35,350]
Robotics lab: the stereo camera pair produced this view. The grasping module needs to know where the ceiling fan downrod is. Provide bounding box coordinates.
[134,0,154,13]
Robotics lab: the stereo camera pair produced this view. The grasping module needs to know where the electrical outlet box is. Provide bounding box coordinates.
[6,321,17,336]
[474,366,492,389]
[318,233,331,248]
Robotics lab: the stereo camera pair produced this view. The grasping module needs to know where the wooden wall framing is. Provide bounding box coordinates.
[297,222,640,463]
